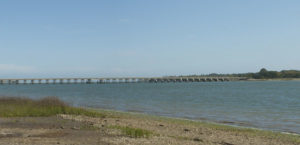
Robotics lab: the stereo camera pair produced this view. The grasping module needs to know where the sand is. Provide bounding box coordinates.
[0,110,299,145]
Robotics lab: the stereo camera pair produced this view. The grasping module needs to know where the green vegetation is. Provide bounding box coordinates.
[110,125,153,138]
[237,68,300,79]
[0,97,105,117]
[182,68,300,79]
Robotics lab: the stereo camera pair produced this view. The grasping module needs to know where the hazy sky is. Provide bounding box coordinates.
[1,0,300,78]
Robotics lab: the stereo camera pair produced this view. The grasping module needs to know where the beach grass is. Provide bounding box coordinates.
[0,97,105,118]
[110,125,153,138]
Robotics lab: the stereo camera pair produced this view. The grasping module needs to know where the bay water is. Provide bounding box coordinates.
[0,81,299,134]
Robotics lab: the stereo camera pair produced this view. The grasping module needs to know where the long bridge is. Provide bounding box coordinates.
[0,77,248,84]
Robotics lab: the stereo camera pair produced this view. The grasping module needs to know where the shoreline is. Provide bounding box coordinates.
[1,98,300,145]
[246,78,300,81]
[90,107,300,136]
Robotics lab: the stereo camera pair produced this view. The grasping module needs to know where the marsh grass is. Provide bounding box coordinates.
[110,125,152,138]
[0,97,105,118]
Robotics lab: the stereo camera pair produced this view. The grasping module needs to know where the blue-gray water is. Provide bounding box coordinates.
[0,81,299,134]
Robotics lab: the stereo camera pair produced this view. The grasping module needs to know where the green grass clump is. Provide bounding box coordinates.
[80,124,100,130]
[110,125,152,138]
[0,97,105,118]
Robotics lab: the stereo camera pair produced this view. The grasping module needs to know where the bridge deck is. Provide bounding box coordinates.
[0,77,248,84]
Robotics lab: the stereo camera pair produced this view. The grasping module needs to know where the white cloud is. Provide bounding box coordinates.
[0,64,36,74]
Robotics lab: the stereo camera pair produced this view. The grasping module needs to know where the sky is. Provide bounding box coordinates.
[0,0,300,78]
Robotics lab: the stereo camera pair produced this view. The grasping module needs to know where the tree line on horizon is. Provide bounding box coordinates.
[181,68,300,79]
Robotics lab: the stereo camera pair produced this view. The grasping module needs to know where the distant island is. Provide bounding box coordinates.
[180,68,300,79]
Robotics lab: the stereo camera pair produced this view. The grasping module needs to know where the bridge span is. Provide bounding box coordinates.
[0,77,248,84]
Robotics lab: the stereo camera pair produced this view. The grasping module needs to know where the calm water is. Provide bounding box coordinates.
[0,81,299,134]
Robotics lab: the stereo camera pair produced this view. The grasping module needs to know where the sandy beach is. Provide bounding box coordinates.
[1,109,299,145]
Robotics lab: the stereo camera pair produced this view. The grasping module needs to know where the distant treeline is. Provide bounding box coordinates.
[180,68,300,79]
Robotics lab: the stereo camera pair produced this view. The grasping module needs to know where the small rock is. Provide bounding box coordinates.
[72,127,80,130]
[60,126,64,129]
[193,138,203,142]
